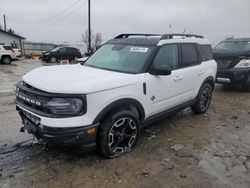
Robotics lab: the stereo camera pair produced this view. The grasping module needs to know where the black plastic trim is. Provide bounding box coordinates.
[143,83,147,95]
[142,99,196,127]
[115,34,161,39]
[93,98,145,123]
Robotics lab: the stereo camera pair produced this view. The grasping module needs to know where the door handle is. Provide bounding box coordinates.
[174,76,183,81]
[198,71,205,75]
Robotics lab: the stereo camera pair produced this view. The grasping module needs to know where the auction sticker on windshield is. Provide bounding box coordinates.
[130,47,149,53]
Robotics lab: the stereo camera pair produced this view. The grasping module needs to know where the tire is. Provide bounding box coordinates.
[98,110,140,158]
[191,83,213,114]
[50,57,57,63]
[2,56,11,64]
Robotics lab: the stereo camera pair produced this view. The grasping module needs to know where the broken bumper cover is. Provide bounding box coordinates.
[17,106,98,148]
[216,68,250,84]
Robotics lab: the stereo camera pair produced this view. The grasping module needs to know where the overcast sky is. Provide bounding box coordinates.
[0,0,249,46]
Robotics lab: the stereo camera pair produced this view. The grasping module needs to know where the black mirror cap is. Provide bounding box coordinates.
[149,65,172,76]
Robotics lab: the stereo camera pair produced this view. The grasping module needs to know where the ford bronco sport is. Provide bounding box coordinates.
[16,34,217,158]
[214,38,250,91]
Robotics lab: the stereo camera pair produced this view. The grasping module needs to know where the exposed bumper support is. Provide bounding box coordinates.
[17,106,99,148]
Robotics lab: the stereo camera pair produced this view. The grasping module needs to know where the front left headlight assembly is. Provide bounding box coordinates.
[235,59,250,68]
[46,97,85,116]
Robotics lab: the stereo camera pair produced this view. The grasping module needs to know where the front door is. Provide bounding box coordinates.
[145,44,185,117]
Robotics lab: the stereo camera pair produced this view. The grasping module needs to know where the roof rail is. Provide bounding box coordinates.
[161,34,204,39]
[115,34,161,39]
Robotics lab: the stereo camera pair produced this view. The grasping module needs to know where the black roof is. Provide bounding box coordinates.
[106,33,204,46]
[107,37,161,46]
[0,29,26,39]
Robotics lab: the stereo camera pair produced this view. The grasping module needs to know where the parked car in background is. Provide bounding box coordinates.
[214,38,250,91]
[16,33,217,158]
[0,45,16,64]
[41,47,82,63]
[12,47,22,57]
[74,56,89,64]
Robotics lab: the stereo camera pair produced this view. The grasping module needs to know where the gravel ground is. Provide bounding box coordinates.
[0,59,250,188]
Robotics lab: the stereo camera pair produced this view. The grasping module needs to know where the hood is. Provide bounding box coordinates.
[22,64,141,94]
[213,49,250,59]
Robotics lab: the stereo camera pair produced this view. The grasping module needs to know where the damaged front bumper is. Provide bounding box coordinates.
[16,106,98,149]
[216,68,250,84]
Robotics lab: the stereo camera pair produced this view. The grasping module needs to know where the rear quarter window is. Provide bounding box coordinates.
[180,44,199,67]
[198,45,213,61]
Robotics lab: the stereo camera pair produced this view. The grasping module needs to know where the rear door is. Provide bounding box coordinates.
[57,47,67,60]
[66,48,79,60]
[145,44,185,116]
[179,43,203,102]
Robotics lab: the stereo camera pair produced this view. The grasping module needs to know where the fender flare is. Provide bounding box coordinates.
[93,98,145,124]
[202,76,215,89]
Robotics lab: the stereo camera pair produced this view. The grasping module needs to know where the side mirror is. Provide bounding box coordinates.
[149,64,172,76]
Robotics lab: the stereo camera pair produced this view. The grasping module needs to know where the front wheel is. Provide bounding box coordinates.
[2,56,11,64]
[191,83,213,114]
[98,110,140,158]
[50,57,57,63]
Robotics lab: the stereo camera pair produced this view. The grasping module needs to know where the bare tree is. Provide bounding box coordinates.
[82,30,95,52]
[82,30,103,52]
[94,32,103,49]
[7,28,15,34]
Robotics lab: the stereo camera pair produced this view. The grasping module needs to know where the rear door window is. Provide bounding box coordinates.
[58,48,66,53]
[198,45,213,61]
[180,44,199,68]
[153,44,179,69]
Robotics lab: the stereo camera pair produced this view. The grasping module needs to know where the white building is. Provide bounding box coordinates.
[0,29,25,52]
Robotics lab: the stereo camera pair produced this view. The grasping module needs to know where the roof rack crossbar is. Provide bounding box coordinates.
[161,34,204,39]
[115,34,161,39]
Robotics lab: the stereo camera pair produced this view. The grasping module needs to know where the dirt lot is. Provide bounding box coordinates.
[0,59,250,188]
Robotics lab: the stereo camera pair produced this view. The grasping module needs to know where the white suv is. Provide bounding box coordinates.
[15,34,217,158]
[0,45,16,64]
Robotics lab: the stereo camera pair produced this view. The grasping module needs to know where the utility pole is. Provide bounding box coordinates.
[88,0,91,53]
[3,14,6,31]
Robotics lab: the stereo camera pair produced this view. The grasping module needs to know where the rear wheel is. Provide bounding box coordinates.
[191,83,213,114]
[99,110,140,158]
[2,56,11,64]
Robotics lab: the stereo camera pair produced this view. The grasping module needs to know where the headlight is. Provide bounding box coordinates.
[46,98,84,115]
[235,59,250,68]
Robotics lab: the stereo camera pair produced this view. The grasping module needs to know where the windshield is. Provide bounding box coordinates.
[51,47,61,52]
[215,41,250,51]
[84,44,154,73]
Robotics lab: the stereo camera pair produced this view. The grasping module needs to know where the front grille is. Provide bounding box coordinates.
[215,58,238,70]
[15,81,87,118]
[16,82,52,115]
